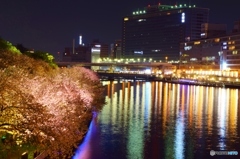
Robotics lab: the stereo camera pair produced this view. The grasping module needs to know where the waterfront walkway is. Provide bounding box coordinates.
[97,72,240,89]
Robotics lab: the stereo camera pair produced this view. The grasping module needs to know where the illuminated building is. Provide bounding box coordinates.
[62,38,109,63]
[90,39,109,60]
[122,4,209,61]
[180,32,240,70]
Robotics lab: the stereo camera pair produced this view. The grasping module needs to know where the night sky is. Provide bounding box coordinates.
[0,0,239,58]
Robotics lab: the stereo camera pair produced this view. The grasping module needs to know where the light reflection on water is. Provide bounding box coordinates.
[73,81,240,159]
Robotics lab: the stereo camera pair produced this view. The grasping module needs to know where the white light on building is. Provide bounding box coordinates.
[181,13,185,23]
[79,35,82,45]
[134,51,143,54]
[91,48,100,52]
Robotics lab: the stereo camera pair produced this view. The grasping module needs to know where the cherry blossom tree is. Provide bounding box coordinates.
[0,67,50,158]
[0,51,105,158]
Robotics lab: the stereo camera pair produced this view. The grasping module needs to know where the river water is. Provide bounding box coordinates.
[72,81,240,159]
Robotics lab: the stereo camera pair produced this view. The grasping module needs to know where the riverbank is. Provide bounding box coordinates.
[35,111,94,159]
[98,72,240,89]
[156,77,240,89]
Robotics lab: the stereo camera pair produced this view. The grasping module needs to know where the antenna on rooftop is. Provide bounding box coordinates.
[189,0,192,5]
[73,39,75,54]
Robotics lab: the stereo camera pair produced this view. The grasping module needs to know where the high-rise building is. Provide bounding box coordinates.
[122,4,209,61]
[63,45,91,62]
[62,38,109,64]
[110,39,122,59]
[232,19,240,33]
[180,32,240,70]
[201,23,227,38]
[90,39,109,59]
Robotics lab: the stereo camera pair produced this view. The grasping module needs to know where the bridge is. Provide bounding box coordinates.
[56,61,175,68]
[56,61,176,74]
[56,62,240,88]
[97,71,158,81]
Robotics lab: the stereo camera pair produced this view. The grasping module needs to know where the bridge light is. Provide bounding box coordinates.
[97,58,102,63]
[145,69,151,74]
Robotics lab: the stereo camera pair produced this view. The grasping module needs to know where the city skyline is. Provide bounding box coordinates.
[122,4,209,61]
[0,0,239,57]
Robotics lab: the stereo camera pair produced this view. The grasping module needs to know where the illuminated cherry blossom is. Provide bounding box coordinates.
[0,52,105,158]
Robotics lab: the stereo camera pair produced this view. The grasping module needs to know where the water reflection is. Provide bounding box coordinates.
[73,81,240,159]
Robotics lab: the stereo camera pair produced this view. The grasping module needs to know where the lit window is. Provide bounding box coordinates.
[229,46,235,50]
[194,41,200,45]
[184,46,192,50]
[138,19,146,22]
[233,50,238,54]
[214,38,220,42]
[134,51,143,54]
[190,58,197,61]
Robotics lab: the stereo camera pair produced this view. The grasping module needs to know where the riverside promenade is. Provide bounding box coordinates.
[163,78,240,89]
[97,71,240,89]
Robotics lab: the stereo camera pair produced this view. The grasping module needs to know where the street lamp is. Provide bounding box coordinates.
[165,56,168,62]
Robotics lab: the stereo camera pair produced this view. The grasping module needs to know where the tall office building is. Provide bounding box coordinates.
[62,38,109,63]
[232,19,240,33]
[180,32,240,70]
[111,39,122,59]
[122,4,209,61]
[201,23,227,38]
[90,39,109,59]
